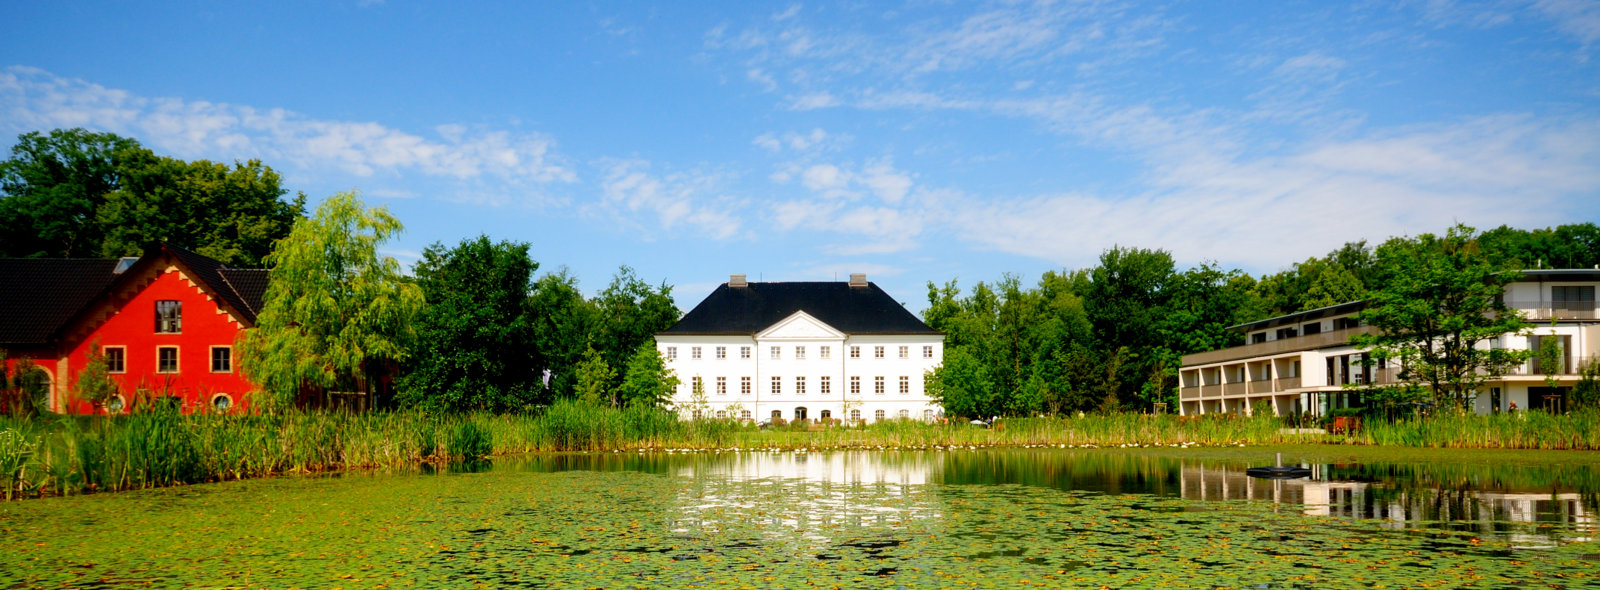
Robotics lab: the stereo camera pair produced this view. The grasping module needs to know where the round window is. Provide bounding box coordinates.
[106,395,126,414]
[212,394,233,412]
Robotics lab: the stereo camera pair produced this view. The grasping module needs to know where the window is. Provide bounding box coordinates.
[1251,333,1267,344]
[898,346,909,359]
[741,410,752,420]
[771,410,782,421]
[899,376,909,395]
[716,376,727,395]
[772,376,782,394]
[692,376,703,394]
[666,347,677,360]
[820,409,832,420]
[211,347,232,373]
[850,376,861,395]
[899,409,910,419]
[850,346,860,358]
[874,346,885,359]
[770,346,781,360]
[796,376,806,394]
[155,300,182,333]
[716,346,726,359]
[740,346,751,359]
[1275,327,1297,339]
[794,407,807,421]
[875,409,886,421]
[874,376,885,395]
[820,376,831,394]
[1554,285,1596,310]
[924,409,934,421]
[212,394,233,413]
[716,410,727,419]
[741,377,751,395]
[820,346,831,359]
[923,346,933,359]
[850,409,861,423]
[157,347,179,373]
[104,347,126,373]
[795,346,806,360]
[1303,322,1323,335]
[692,409,703,419]
[692,347,702,360]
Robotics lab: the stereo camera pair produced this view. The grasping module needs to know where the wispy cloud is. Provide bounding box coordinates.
[0,67,576,186]
[594,159,746,240]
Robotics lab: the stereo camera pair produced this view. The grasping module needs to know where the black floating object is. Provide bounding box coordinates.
[1246,453,1311,479]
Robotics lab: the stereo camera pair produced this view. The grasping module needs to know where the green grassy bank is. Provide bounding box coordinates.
[3,402,1598,498]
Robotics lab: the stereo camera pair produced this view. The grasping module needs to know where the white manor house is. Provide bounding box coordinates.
[656,274,944,424]
[1179,269,1598,417]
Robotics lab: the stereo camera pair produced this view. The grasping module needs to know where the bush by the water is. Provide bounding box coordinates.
[5,404,1599,499]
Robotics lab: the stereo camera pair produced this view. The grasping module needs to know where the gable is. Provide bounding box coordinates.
[756,311,845,340]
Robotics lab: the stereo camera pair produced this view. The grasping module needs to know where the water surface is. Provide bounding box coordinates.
[3,446,1596,588]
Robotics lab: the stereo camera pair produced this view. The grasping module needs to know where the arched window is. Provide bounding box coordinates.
[771,409,782,421]
[820,409,832,420]
[850,409,861,423]
[794,407,808,421]
[874,409,886,422]
[211,393,233,413]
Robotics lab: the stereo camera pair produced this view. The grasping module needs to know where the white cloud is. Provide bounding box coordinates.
[0,67,575,186]
[1534,0,1600,48]
[858,158,913,203]
[800,163,849,191]
[596,159,744,240]
[788,91,840,110]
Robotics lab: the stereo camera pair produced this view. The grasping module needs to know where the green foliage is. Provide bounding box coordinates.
[1352,224,1532,412]
[588,266,678,393]
[1574,356,1600,411]
[236,192,424,410]
[573,347,616,407]
[1478,223,1600,270]
[397,236,544,412]
[1,356,51,416]
[924,346,998,419]
[0,128,305,265]
[526,269,598,399]
[618,343,679,409]
[72,341,120,409]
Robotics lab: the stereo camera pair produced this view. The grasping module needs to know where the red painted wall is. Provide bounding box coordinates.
[58,264,256,414]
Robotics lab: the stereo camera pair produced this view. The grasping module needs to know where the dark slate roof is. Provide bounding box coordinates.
[218,268,270,324]
[163,243,267,324]
[661,282,938,335]
[0,259,120,346]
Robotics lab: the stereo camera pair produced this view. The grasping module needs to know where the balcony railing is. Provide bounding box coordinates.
[1224,382,1246,396]
[1507,300,1598,321]
[1181,386,1201,399]
[1182,326,1379,367]
[1247,378,1273,394]
[1276,376,1301,390]
[1202,384,1222,398]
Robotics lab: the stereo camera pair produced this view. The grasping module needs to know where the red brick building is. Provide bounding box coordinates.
[0,244,266,414]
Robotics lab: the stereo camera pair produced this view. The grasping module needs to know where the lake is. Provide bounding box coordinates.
[3,445,1597,588]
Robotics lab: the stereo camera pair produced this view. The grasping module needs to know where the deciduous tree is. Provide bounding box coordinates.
[236,192,423,410]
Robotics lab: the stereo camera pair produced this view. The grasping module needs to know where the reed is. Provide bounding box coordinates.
[3,405,1597,499]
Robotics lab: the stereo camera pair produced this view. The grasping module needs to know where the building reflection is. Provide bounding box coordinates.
[666,451,944,540]
[1181,463,1596,546]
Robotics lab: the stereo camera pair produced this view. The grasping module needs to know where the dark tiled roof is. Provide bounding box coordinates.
[218,268,269,324]
[662,282,938,335]
[0,259,119,346]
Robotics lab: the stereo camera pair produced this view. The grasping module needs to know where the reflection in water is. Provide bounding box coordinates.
[494,448,1600,547]
[1182,464,1596,547]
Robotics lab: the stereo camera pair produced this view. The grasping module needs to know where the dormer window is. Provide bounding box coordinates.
[156,300,182,333]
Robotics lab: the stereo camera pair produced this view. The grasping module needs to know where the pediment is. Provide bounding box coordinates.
[756,310,845,340]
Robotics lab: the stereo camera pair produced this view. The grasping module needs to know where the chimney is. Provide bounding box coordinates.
[729,273,747,288]
[848,273,867,288]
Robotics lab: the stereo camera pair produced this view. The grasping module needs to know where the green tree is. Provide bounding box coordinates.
[1351,225,1532,412]
[236,192,424,411]
[618,343,679,408]
[0,128,304,266]
[527,269,599,400]
[1573,356,1600,411]
[573,347,616,406]
[72,341,121,411]
[397,236,543,413]
[588,266,678,392]
[924,346,999,419]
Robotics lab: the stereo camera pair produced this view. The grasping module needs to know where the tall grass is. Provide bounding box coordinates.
[4,403,1598,499]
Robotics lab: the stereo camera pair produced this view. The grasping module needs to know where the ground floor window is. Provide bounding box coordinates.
[850,409,861,422]
[794,407,808,421]
[820,409,832,420]
[211,346,232,373]
[741,410,752,420]
[211,393,233,413]
[157,347,179,373]
[104,346,126,373]
[874,409,886,421]
[771,409,782,421]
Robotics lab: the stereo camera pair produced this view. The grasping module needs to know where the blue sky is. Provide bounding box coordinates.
[4,1,1599,308]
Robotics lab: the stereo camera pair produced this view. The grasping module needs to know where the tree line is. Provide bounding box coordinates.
[6,128,1598,416]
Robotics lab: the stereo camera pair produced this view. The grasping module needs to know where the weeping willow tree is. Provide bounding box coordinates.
[237,191,424,411]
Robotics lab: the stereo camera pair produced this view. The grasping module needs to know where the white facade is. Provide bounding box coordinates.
[658,307,944,423]
[1179,271,1599,416]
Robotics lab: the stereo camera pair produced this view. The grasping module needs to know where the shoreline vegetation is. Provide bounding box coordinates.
[3,402,1598,499]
